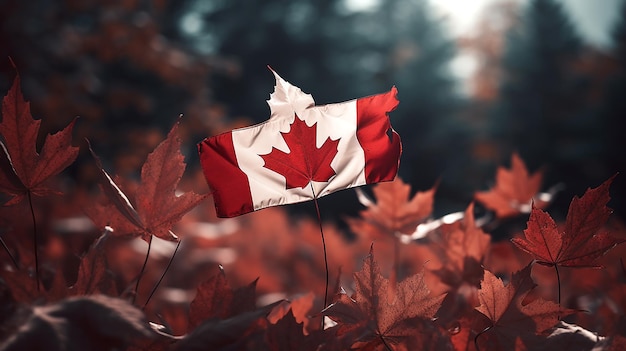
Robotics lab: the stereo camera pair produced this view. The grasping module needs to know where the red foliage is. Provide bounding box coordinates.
[430,203,490,290]
[0,74,78,205]
[324,245,451,350]
[347,177,436,238]
[188,268,257,330]
[86,121,207,242]
[474,264,572,350]
[475,153,544,218]
[2,73,626,351]
[512,175,624,268]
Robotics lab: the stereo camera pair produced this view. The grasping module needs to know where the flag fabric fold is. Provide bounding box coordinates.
[198,69,401,218]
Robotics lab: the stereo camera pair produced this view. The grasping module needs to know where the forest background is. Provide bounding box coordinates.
[1,0,624,223]
[1,0,626,349]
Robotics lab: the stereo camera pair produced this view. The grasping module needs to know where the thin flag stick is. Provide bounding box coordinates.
[309,183,330,315]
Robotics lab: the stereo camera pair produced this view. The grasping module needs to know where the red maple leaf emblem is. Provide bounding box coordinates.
[260,115,339,189]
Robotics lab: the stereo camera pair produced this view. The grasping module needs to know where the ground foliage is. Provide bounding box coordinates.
[1,75,626,351]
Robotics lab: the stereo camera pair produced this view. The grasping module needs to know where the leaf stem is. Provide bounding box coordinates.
[474,325,492,351]
[554,263,561,318]
[310,183,329,329]
[0,235,19,269]
[133,235,153,305]
[142,239,181,310]
[27,191,40,292]
[380,335,393,351]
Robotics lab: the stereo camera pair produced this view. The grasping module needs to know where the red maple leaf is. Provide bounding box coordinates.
[511,174,624,268]
[324,246,450,350]
[86,121,207,242]
[261,308,336,351]
[474,264,572,350]
[475,153,543,218]
[260,115,339,189]
[187,268,258,330]
[67,234,118,297]
[430,203,491,289]
[267,292,317,333]
[0,74,78,205]
[430,204,490,329]
[0,257,66,303]
[0,233,116,303]
[347,177,436,238]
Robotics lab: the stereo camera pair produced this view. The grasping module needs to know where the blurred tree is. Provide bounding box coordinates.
[599,0,626,218]
[489,0,598,213]
[492,0,587,165]
[451,2,520,200]
[0,0,231,179]
[459,1,518,103]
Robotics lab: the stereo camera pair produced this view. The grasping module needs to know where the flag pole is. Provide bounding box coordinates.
[309,183,330,321]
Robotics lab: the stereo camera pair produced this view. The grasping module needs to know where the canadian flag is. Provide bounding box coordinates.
[198,69,401,218]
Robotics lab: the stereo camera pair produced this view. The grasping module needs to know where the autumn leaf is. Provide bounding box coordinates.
[262,309,326,351]
[347,177,436,238]
[475,153,543,218]
[0,295,150,351]
[0,259,66,303]
[0,74,78,205]
[267,292,317,333]
[187,268,259,331]
[174,306,275,351]
[430,203,490,289]
[511,174,624,268]
[260,115,339,190]
[86,120,207,242]
[0,139,24,203]
[324,246,450,350]
[429,204,490,329]
[67,233,117,297]
[474,264,573,350]
[541,321,603,351]
[0,232,117,303]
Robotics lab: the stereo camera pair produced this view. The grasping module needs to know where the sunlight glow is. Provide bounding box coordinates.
[429,0,497,36]
[343,0,381,12]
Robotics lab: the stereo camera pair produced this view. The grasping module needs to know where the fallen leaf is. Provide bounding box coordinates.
[174,302,280,351]
[474,264,572,350]
[0,295,150,351]
[540,321,601,351]
[324,245,449,350]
